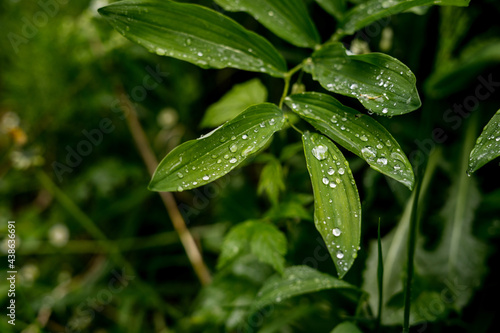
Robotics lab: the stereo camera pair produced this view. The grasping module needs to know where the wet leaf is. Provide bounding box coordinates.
[252,266,357,310]
[469,110,500,173]
[218,220,287,274]
[315,0,346,20]
[98,0,287,77]
[305,42,421,116]
[286,92,414,189]
[215,0,320,48]
[302,132,361,278]
[200,78,268,128]
[149,103,284,192]
[339,0,471,36]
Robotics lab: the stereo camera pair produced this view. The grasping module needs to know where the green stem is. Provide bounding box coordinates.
[375,218,384,332]
[402,172,423,332]
[278,63,304,109]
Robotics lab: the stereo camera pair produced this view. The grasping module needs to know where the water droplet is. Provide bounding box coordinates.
[197,52,203,57]
[268,10,275,16]
[329,183,337,188]
[338,168,345,175]
[202,175,210,181]
[229,144,237,152]
[350,83,358,89]
[229,158,237,164]
[328,168,335,175]
[333,228,341,236]
[336,251,344,259]
[220,137,227,143]
[260,122,266,128]
[177,172,184,178]
[177,186,183,192]
[382,108,388,114]
[376,143,384,149]
[312,145,328,160]
[269,118,276,125]
[322,177,329,185]
[224,154,230,159]
[335,178,341,184]
[185,38,192,46]
[361,146,377,161]
[377,157,388,165]
[156,48,166,56]
[360,135,368,142]
[242,134,248,140]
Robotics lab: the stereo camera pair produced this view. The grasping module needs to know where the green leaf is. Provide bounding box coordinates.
[302,132,361,278]
[218,221,287,274]
[339,0,471,36]
[149,103,284,192]
[286,92,415,189]
[305,42,421,116]
[330,322,363,333]
[98,0,287,77]
[258,158,285,206]
[214,0,320,48]
[315,0,346,21]
[252,266,357,310]
[200,79,268,128]
[469,110,500,173]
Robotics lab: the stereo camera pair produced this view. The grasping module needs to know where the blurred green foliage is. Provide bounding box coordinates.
[1,0,500,332]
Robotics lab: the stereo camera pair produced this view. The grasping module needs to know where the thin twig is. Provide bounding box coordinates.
[119,89,212,285]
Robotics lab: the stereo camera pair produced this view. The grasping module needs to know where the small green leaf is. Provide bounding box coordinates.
[258,158,285,206]
[149,103,284,192]
[214,0,320,48]
[286,92,414,189]
[315,0,346,21]
[253,266,357,310]
[302,132,361,278]
[305,42,421,116]
[98,0,287,77]
[218,221,287,274]
[469,110,500,173]
[201,79,268,128]
[339,0,471,36]
[331,322,363,333]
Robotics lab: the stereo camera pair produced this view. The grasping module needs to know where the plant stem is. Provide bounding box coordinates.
[402,171,423,332]
[119,88,212,285]
[375,218,384,332]
[278,63,304,109]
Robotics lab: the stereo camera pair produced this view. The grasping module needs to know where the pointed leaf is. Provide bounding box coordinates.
[214,0,320,48]
[218,220,287,274]
[302,132,361,278]
[149,103,284,192]
[468,109,500,173]
[200,79,268,128]
[286,92,414,189]
[253,266,357,310]
[98,0,287,77]
[315,0,346,21]
[339,0,471,36]
[305,42,421,116]
[257,157,285,206]
[331,322,363,333]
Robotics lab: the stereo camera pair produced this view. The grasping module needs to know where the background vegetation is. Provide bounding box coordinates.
[1,0,500,332]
